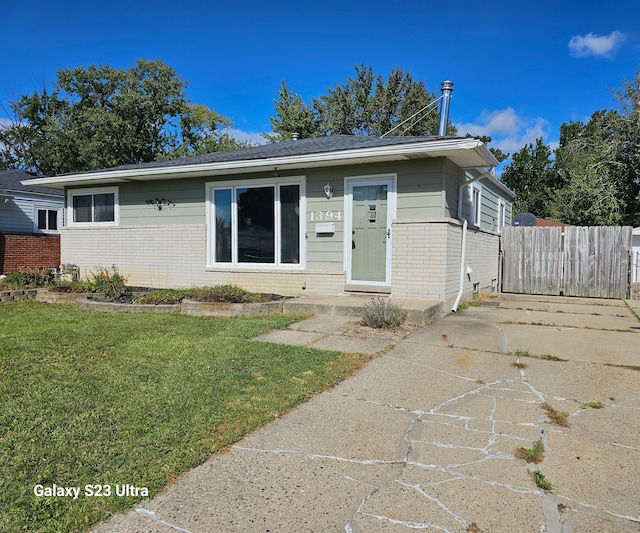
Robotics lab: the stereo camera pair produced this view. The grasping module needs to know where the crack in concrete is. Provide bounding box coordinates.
[233,329,639,532]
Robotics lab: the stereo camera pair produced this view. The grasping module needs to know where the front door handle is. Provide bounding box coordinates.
[386,229,391,238]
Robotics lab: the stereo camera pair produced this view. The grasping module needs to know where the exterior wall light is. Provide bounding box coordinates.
[323,183,333,199]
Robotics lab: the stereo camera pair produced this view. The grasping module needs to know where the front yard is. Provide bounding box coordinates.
[0,302,370,532]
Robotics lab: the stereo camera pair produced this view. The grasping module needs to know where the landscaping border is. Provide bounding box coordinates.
[0,289,288,317]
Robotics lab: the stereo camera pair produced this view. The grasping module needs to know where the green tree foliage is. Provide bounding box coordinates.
[263,81,321,142]
[501,71,640,226]
[266,64,456,141]
[500,137,560,217]
[0,60,245,175]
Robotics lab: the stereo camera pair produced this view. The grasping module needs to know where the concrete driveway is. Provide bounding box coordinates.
[93,294,640,533]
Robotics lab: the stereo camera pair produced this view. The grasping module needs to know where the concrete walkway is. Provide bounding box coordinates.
[92,295,640,532]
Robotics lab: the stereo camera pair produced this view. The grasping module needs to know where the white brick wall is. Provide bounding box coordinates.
[62,220,499,302]
[61,225,344,295]
[391,218,500,306]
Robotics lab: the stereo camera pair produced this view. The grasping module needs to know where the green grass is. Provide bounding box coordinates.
[0,302,372,532]
[530,470,553,491]
[514,439,545,463]
[541,353,567,362]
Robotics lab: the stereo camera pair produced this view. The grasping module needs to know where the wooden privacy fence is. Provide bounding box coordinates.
[502,226,633,299]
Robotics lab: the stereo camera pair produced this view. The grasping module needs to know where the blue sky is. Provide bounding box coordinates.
[1,0,639,163]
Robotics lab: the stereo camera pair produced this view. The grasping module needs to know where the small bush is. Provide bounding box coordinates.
[361,297,407,329]
[0,267,55,288]
[135,289,189,305]
[50,280,88,293]
[85,266,130,301]
[186,284,267,303]
[135,285,277,305]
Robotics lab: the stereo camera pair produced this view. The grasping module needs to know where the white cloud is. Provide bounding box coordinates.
[455,108,553,157]
[225,128,266,146]
[568,31,626,58]
[457,108,519,137]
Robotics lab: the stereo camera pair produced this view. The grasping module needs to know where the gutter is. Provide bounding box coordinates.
[23,137,496,189]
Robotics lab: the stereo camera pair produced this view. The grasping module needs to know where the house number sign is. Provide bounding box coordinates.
[309,210,342,221]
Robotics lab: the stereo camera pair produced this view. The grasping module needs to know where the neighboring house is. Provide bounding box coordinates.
[0,169,63,274]
[24,135,514,306]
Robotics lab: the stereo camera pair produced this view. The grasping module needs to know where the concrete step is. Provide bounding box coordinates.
[282,295,444,326]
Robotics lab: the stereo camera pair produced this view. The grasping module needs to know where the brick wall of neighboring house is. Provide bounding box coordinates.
[0,232,61,274]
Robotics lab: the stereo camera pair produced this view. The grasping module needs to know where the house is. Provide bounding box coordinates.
[0,169,63,274]
[23,135,514,307]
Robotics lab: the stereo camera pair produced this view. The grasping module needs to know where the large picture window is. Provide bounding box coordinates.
[208,178,303,268]
[67,187,118,226]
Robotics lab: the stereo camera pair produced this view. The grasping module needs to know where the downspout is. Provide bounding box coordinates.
[452,219,468,312]
[451,169,495,313]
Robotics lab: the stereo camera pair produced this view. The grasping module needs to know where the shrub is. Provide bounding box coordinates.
[361,297,407,329]
[185,285,265,303]
[0,267,55,288]
[135,285,276,305]
[135,289,189,305]
[84,266,130,301]
[50,280,88,293]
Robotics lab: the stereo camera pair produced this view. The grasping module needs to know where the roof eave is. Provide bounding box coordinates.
[23,138,497,189]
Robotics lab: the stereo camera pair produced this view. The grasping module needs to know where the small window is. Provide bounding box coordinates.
[498,200,506,232]
[68,187,118,226]
[37,209,60,231]
[471,185,482,227]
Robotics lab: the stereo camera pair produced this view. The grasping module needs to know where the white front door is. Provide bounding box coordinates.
[345,176,396,287]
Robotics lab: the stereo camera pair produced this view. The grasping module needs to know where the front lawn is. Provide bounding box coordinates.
[0,302,371,532]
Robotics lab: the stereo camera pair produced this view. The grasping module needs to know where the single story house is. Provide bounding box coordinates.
[0,169,63,274]
[24,135,514,306]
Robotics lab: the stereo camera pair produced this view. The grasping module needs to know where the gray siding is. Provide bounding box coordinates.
[0,195,63,233]
[64,157,510,278]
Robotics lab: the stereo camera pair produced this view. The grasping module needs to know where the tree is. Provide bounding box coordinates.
[267,64,455,140]
[163,104,252,159]
[500,70,640,226]
[553,109,639,226]
[263,81,321,142]
[500,137,560,217]
[0,60,244,175]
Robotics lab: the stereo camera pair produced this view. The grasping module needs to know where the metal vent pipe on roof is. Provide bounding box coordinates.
[438,80,454,136]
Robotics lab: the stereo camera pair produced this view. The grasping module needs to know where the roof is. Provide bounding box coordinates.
[22,135,503,191]
[535,218,572,228]
[0,169,64,198]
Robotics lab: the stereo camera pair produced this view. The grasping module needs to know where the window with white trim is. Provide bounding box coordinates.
[36,208,61,232]
[208,178,304,268]
[67,187,118,226]
[498,199,506,232]
[471,184,482,227]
